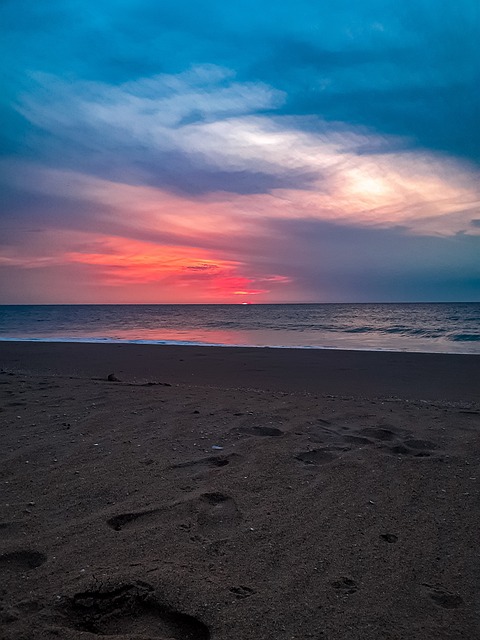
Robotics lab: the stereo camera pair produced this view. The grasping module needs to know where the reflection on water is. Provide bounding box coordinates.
[0,303,479,354]
[82,326,475,353]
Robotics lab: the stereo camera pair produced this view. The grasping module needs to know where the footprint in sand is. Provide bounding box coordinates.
[388,439,438,458]
[380,533,398,543]
[422,583,463,609]
[107,492,242,540]
[229,586,256,599]
[171,453,237,472]
[359,427,397,442]
[331,577,358,594]
[389,444,412,455]
[196,492,242,537]
[59,581,210,639]
[0,550,47,571]
[107,509,161,532]
[295,448,341,466]
[354,427,439,458]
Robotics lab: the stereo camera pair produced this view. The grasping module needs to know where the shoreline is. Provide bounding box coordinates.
[0,335,478,356]
[1,340,479,402]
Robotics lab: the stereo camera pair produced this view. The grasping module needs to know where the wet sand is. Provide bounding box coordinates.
[1,340,479,401]
[0,342,479,639]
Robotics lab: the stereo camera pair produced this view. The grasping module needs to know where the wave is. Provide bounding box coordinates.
[450,333,480,342]
[1,302,479,354]
[0,335,477,355]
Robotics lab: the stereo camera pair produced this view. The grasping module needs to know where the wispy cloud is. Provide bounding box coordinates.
[1,1,478,302]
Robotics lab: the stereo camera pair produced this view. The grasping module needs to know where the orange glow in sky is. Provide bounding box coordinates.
[37,235,279,302]
[1,11,479,306]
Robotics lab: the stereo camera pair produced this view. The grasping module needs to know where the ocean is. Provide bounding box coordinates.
[0,303,479,354]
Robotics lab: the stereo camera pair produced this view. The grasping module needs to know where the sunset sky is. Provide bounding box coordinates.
[1,1,479,303]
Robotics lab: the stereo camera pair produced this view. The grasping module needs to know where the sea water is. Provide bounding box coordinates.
[0,303,479,354]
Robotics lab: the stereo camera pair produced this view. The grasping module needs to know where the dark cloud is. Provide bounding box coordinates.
[2,1,477,161]
[249,30,479,162]
[0,187,190,250]
[245,217,480,302]
[61,149,318,196]
[285,83,479,163]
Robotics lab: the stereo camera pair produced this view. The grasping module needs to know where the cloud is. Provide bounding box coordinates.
[2,118,478,242]
[247,216,480,302]
[14,66,304,195]
[3,1,478,164]
[0,228,287,303]
[2,209,477,303]
[1,1,478,303]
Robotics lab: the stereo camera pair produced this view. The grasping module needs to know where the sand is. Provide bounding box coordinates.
[0,342,479,639]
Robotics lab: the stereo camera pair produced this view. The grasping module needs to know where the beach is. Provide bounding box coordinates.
[0,342,479,639]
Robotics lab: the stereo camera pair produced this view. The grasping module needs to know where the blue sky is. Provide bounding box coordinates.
[0,0,479,302]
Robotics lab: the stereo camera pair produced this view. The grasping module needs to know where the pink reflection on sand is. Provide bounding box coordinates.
[96,326,250,345]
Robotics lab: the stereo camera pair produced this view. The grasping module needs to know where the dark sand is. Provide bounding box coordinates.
[0,342,479,639]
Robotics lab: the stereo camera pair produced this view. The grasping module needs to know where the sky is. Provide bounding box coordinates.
[0,0,479,303]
